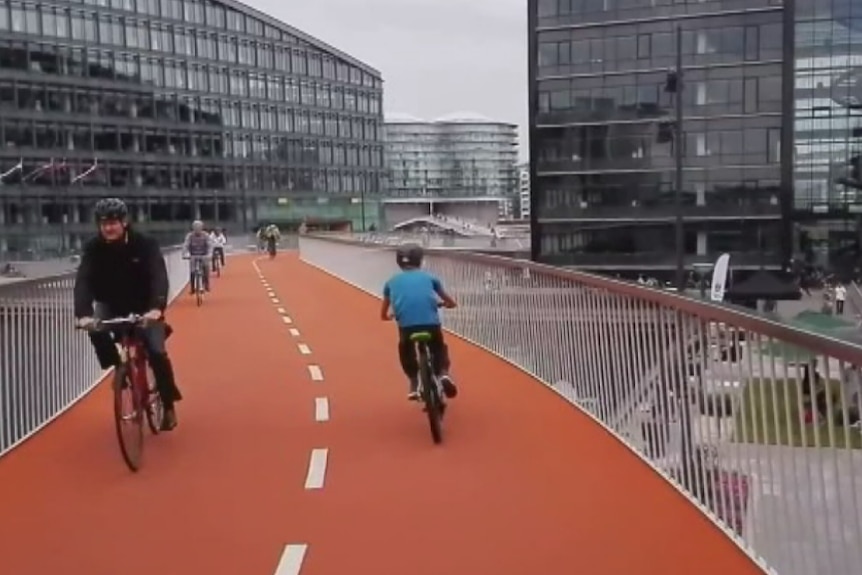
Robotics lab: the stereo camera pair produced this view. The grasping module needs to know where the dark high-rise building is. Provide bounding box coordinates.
[528,0,790,277]
[793,0,862,271]
[0,0,384,258]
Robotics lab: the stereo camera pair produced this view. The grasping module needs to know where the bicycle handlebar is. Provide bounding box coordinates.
[75,314,145,331]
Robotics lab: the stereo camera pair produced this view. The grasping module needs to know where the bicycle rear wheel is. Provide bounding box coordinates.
[113,362,145,472]
[419,362,443,444]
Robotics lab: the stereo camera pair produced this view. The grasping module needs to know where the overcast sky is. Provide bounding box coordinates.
[248,0,529,160]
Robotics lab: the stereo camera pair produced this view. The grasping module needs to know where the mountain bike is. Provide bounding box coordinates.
[78,315,164,472]
[410,331,446,444]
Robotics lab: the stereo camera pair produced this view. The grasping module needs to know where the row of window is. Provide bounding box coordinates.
[537,74,782,115]
[537,229,780,260]
[537,126,781,163]
[1,201,244,235]
[538,179,780,203]
[0,122,385,167]
[537,24,782,74]
[3,45,382,116]
[0,0,379,87]
[3,84,381,141]
[0,158,382,194]
[67,0,293,41]
[536,0,775,19]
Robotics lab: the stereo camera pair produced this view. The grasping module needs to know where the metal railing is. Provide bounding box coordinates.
[344,231,530,251]
[0,246,188,458]
[299,234,862,575]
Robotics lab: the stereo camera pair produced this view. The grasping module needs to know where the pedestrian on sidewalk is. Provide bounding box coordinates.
[835,283,847,315]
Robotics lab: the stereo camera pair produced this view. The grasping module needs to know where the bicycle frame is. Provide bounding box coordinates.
[189,257,206,305]
[193,258,205,288]
[103,320,151,408]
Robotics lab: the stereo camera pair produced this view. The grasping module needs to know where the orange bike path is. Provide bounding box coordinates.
[0,253,764,574]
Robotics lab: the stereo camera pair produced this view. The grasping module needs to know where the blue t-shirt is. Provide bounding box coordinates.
[383,269,442,328]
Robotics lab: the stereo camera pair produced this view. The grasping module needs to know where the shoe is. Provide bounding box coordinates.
[439,375,458,399]
[161,407,178,431]
[407,377,419,401]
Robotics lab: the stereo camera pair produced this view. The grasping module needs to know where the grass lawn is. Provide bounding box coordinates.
[734,378,862,449]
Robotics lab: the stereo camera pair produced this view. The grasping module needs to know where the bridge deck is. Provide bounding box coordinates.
[0,254,762,574]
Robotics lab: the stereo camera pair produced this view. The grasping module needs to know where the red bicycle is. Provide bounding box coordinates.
[81,314,164,471]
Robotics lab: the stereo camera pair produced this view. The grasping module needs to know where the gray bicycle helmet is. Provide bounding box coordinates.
[93,197,128,221]
[396,244,424,269]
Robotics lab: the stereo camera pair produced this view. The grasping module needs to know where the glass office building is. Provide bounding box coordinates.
[794,0,862,270]
[0,0,384,257]
[529,0,789,275]
[384,113,519,199]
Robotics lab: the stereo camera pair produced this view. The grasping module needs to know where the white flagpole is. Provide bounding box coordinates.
[0,159,23,182]
[70,158,98,184]
[22,158,54,182]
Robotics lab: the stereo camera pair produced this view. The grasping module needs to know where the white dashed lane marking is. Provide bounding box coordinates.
[314,397,329,422]
[282,316,293,324]
[297,343,311,355]
[289,328,300,337]
[273,544,308,575]
[304,449,328,490]
[308,365,323,381]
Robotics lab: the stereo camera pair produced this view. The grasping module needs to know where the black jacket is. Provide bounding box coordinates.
[73,229,169,318]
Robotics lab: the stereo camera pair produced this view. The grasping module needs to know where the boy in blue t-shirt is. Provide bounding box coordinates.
[381,244,459,401]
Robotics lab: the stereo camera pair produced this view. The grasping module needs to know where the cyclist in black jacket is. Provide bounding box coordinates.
[73,198,183,430]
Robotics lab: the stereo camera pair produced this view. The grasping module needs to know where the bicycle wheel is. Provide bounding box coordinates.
[144,363,164,435]
[419,361,443,444]
[113,362,145,472]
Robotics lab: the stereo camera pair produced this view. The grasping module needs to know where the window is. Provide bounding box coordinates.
[637,34,650,59]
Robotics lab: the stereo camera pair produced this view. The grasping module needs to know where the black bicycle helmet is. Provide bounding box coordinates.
[93,197,128,222]
[396,244,424,269]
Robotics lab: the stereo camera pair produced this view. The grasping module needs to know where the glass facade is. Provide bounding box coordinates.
[794,0,862,270]
[530,0,787,275]
[0,0,384,257]
[384,114,518,200]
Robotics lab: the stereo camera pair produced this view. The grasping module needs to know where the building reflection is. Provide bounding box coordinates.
[0,0,384,257]
[794,1,862,271]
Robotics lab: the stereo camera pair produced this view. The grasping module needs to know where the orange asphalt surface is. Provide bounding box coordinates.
[0,253,765,575]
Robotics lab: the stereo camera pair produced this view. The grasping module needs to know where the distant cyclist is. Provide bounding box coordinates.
[182,220,214,294]
[262,223,280,257]
[73,198,183,430]
[380,244,459,401]
[210,227,227,270]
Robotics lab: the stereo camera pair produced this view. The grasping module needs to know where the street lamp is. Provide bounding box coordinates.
[664,25,685,291]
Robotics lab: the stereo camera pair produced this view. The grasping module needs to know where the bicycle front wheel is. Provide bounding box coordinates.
[113,363,145,472]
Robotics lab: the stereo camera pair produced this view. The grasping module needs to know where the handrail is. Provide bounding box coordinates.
[310,233,862,365]
[0,244,184,292]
